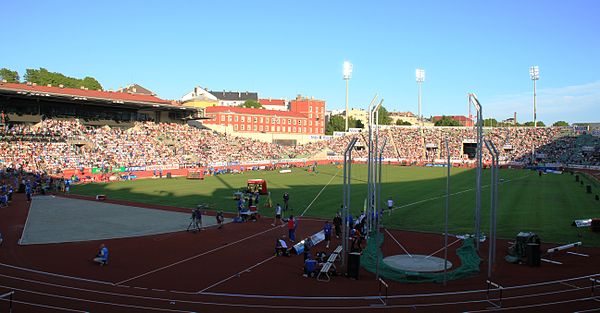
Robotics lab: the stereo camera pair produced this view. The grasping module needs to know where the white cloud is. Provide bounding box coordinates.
[485,81,600,124]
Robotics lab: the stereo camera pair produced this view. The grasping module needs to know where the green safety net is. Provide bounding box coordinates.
[360,232,481,283]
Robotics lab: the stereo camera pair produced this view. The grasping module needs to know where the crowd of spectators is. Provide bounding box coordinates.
[0,119,598,175]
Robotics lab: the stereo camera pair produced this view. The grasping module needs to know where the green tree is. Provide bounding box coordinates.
[377,106,392,125]
[82,76,102,90]
[24,68,103,90]
[483,118,498,127]
[553,121,569,127]
[434,116,461,126]
[240,100,262,109]
[395,119,412,126]
[325,115,346,135]
[523,121,545,127]
[0,68,19,82]
[354,119,365,128]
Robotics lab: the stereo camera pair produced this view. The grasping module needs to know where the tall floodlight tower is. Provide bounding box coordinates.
[529,66,540,128]
[343,61,353,132]
[416,69,425,126]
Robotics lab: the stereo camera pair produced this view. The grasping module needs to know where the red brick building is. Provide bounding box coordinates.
[432,115,475,127]
[203,95,325,135]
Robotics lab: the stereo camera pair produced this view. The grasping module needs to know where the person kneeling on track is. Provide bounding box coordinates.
[93,243,109,266]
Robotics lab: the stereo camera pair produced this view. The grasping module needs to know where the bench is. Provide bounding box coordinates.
[317,261,335,282]
[316,246,343,282]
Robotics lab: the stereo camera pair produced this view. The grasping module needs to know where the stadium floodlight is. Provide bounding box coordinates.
[529,66,540,128]
[416,69,425,126]
[343,61,353,132]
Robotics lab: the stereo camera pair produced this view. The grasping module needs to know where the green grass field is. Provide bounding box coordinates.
[72,165,600,246]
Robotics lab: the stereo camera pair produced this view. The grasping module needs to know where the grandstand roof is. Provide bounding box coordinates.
[205,106,306,118]
[208,90,258,101]
[0,82,174,107]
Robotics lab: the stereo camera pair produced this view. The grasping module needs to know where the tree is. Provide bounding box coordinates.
[553,121,569,127]
[0,68,19,82]
[24,68,103,90]
[354,119,365,128]
[434,116,461,126]
[395,119,412,126]
[325,115,346,135]
[483,118,498,127]
[240,100,262,109]
[523,121,545,127]
[377,106,392,125]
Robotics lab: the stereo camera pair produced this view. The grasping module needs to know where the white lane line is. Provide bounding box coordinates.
[389,174,530,214]
[300,167,341,217]
[197,255,277,294]
[115,225,283,285]
[0,262,115,285]
[384,228,412,257]
[425,238,462,259]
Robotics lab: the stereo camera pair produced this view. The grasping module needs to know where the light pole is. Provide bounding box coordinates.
[529,66,539,128]
[343,61,353,132]
[416,69,425,126]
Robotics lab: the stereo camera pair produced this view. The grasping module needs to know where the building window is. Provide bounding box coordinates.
[288,119,291,124]
[287,126,290,132]
[309,120,312,126]
[241,125,245,130]
[228,116,232,122]
[277,126,280,132]
[259,125,263,131]
[254,125,257,131]
[241,116,245,122]
[260,117,264,123]
[293,127,296,132]
[234,125,238,131]
[303,127,306,133]
[265,126,269,131]
[271,118,275,123]
[234,116,238,122]
[309,113,312,118]
[309,106,312,112]
[293,120,296,125]
[254,117,258,123]
[220,115,225,121]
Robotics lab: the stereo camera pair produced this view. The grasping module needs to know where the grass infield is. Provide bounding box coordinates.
[73,165,600,246]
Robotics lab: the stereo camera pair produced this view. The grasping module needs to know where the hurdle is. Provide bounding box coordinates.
[378,277,388,305]
[547,242,582,254]
[0,290,14,313]
[486,280,503,308]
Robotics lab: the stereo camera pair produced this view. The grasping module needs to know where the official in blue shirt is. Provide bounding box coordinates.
[93,244,109,266]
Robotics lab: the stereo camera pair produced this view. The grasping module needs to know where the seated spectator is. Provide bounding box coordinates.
[93,243,109,266]
[275,238,290,256]
[303,253,318,277]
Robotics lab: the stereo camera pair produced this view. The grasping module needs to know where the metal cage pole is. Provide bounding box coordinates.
[469,93,483,250]
[375,137,387,280]
[342,137,358,265]
[484,140,499,279]
[444,138,450,285]
[490,141,499,263]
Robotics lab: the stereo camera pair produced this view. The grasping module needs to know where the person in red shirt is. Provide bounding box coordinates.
[287,215,297,242]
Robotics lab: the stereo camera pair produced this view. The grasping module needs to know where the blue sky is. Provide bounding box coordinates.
[2,0,599,124]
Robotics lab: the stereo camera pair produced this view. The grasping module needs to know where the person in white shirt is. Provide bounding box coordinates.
[387,197,394,215]
[272,203,283,226]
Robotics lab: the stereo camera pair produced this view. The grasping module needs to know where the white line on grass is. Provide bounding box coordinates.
[299,167,341,217]
[196,255,276,294]
[384,228,412,257]
[115,225,283,285]
[388,173,530,214]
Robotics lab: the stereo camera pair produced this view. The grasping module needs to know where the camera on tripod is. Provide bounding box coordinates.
[187,205,205,233]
